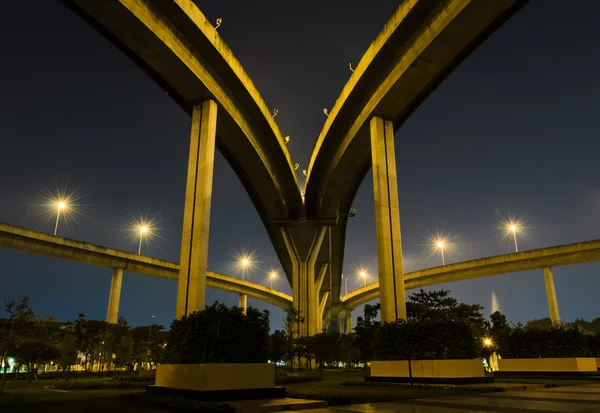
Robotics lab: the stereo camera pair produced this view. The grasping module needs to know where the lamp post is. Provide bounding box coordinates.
[147,315,156,369]
[241,258,250,281]
[509,224,519,252]
[360,270,367,287]
[270,271,277,289]
[53,201,67,236]
[436,241,445,266]
[138,225,149,255]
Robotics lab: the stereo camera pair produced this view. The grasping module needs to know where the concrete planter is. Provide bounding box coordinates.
[368,359,489,384]
[498,358,598,373]
[155,363,275,391]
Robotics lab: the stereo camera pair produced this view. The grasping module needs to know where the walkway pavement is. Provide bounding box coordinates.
[291,383,600,413]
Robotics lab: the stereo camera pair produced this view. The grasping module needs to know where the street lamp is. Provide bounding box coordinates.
[240,257,251,281]
[147,315,156,369]
[138,225,149,255]
[436,240,445,266]
[270,271,277,289]
[53,200,67,236]
[508,223,519,252]
[360,270,367,287]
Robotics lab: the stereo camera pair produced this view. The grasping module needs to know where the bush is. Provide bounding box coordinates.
[374,320,478,360]
[505,325,592,358]
[164,303,270,364]
[124,392,235,413]
[112,375,155,383]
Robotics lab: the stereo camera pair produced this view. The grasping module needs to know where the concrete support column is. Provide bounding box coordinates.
[176,100,218,319]
[345,309,353,334]
[238,294,248,315]
[543,267,561,326]
[106,268,123,324]
[282,227,327,337]
[370,116,406,322]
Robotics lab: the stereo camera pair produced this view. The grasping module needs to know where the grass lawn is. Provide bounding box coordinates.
[285,370,492,404]
[0,378,160,412]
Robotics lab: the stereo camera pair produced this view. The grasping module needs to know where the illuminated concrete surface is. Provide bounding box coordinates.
[176,101,217,318]
[370,117,406,322]
[304,0,531,309]
[106,267,123,323]
[0,222,292,312]
[342,238,600,309]
[544,266,561,325]
[60,0,304,287]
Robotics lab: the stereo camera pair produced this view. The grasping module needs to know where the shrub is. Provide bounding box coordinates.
[164,302,270,364]
[373,320,478,360]
[504,325,592,358]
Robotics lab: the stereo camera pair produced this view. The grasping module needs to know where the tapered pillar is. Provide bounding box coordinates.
[345,309,353,334]
[543,267,561,326]
[176,100,218,319]
[106,268,123,324]
[238,294,248,315]
[370,116,406,322]
[282,227,327,337]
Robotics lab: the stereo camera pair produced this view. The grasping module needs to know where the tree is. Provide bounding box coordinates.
[354,303,380,364]
[283,308,304,372]
[1,296,34,393]
[407,290,486,335]
[13,340,60,383]
[164,302,270,364]
[58,334,79,380]
[310,332,340,374]
[339,333,359,369]
[268,330,287,364]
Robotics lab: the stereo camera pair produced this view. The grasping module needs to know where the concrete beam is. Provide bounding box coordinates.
[0,222,292,309]
[342,239,600,308]
[238,294,248,315]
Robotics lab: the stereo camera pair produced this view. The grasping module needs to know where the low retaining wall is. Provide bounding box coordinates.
[155,363,274,391]
[371,359,485,378]
[368,359,490,384]
[498,358,598,373]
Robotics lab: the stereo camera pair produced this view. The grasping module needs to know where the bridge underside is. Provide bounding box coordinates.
[304,0,531,304]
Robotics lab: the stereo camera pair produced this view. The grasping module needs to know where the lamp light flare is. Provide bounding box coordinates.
[435,239,446,266]
[270,271,277,289]
[137,224,151,255]
[508,222,519,252]
[483,338,493,347]
[53,199,69,236]
[359,270,367,287]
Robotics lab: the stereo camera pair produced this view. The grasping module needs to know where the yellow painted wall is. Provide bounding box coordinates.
[371,360,484,378]
[499,358,597,372]
[155,363,274,391]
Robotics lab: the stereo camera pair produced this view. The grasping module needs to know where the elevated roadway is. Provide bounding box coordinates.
[304,0,530,303]
[0,222,292,309]
[341,239,600,309]
[60,0,303,284]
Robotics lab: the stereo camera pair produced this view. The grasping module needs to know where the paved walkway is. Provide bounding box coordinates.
[291,383,600,413]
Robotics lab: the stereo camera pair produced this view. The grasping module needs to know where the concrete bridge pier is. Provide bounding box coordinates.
[282,227,329,337]
[543,267,561,326]
[370,116,406,323]
[106,268,123,324]
[345,309,353,333]
[176,101,218,319]
[238,294,248,315]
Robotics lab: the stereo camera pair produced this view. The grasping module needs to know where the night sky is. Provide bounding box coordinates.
[1,0,600,331]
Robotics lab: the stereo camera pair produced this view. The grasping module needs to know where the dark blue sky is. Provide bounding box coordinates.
[1,0,599,331]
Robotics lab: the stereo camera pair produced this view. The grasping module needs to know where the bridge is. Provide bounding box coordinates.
[338,239,600,330]
[0,223,292,322]
[51,0,532,335]
[2,221,588,330]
